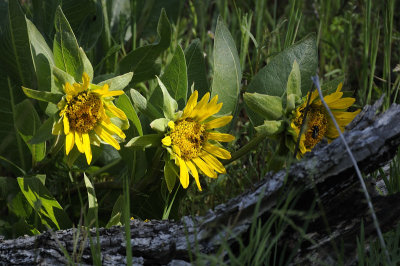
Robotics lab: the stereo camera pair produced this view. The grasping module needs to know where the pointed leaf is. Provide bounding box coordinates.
[157,76,178,120]
[211,16,242,115]
[84,174,98,226]
[22,87,63,104]
[17,176,72,230]
[98,72,133,91]
[286,60,301,112]
[184,39,209,98]
[15,99,46,162]
[243,93,283,120]
[115,93,143,136]
[164,160,177,193]
[161,45,187,105]
[125,134,162,149]
[255,120,284,135]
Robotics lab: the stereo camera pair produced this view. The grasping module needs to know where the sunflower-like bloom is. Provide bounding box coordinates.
[53,73,128,164]
[161,91,235,191]
[291,83,360,157]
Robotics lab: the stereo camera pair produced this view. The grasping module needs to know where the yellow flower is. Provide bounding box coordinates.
[291,83,360,157]
[162,91,235,191]
[53,73,128,164]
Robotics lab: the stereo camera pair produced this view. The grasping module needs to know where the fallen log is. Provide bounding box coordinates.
[1,101,400,265]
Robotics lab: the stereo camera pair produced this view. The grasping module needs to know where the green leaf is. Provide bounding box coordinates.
[17,176,72,230]
[106,195,124,228]
[161,45,187,106]
[211,16,242,116]
[184,39,209,98]
[286,60,302,112]
[247,34,317,125]
[164,160,177,193]
[125,134,161,149]
[118,9,171,84]
[0,0,36,86]
[29,116,55,145]
[157,76,178,120]
[98,72,133,91]
[15,99,46,162]
[115,93,143,136]
[31,0,60,38]
[84,174,98,227]
[130,89,162,120]
[22,87,63,104]
[254,120,284,135]
[53,6,93,82]
[150,118,169,132]
[243,93,283,120]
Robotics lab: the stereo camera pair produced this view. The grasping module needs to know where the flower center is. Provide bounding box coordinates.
[65,91,102,133]
[294,106,328,150]
[170,119,208,160]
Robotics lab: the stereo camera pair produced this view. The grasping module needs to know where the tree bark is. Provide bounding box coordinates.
[1,101,400,265]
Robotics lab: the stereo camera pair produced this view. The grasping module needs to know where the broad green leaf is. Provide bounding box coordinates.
[29,116,55,145]
[26,19,54,65]
[22,87,63,104]
[211,16,242,116]
[61,0,103,50]
[161,45,187,106]
[98,72,133,91]
[247,34,317,125]
[17,176,72,230]
[0,0,35,86]
[130,89,162,120]
[150,118,169,132]
[255,120,284,135]
[118,9,171,84]
[164,160,177,193]
[115,93,143,136]
[157,76,178,120]
[84,174,98,226]
[243,93,283,120]
[15,100,46,163]
[184,39,209,98]
[53,7,93,82]
[125,134,162,149]
[286,60,301,112]
[9,192,32,218]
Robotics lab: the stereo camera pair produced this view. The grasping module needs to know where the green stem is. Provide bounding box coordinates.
[223,131,269,165]
[88,158,122,177]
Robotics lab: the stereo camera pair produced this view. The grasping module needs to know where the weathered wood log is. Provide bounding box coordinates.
[1,101,400,265]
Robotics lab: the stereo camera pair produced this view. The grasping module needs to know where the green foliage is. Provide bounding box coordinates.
[211,16,242,116]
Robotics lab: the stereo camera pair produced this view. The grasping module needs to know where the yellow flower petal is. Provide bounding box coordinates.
[186,160,202,191]
[82,132,92,164]
[192,157,217,178]
[94,125,120,150]
[168,121,175,130]
[105,103,127,120]
[177,157,189,189]
[65,132,75,155]
[64,82,75,95]
[162,136,172,146]
[101,120,126,139]
[82,72,90,90]
[202,143,231,159]
[200,152,226,174]
[74,131,84,153]
[325,97,356,109]
[205,116,233,129]
[182,90,198,118]
[190,92,210,118]
[208,132,235,142]
[63,115,70,135]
